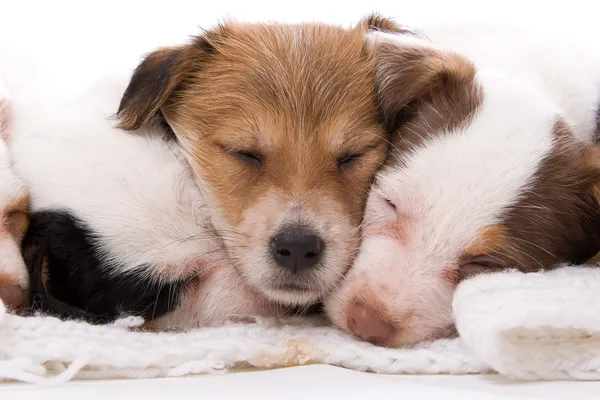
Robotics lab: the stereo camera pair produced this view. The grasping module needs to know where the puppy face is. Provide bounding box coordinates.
[117,21,390,306]
[0,90,30,310]
[325,38,600,346]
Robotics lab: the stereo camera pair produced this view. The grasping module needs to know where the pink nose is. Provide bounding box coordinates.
[347,302,395,345]
[0,283,24,311]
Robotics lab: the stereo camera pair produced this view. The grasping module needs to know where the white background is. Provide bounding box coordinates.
[2,0,600,398]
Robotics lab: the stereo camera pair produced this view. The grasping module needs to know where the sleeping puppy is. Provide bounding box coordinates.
[325,22,600,346]
[11,18,404,327]
[0,79,30,311]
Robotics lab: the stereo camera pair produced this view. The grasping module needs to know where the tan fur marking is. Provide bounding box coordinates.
[465,224,508,256]
[2,193,30,240]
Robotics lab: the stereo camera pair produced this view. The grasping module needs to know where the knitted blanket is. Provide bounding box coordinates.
[1,266,599,385]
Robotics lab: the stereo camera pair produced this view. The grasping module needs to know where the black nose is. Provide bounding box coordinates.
[270,229,324,272]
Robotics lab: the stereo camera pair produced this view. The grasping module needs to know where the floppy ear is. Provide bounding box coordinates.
[373,41,480,133]
[116,46,191,131]
[116,28,224,132]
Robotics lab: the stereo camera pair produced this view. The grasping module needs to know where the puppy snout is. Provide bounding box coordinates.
[270,228,324,272]
[347,302,395,345]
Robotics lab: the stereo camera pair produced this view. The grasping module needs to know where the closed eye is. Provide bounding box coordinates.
[459,255,503,280]
[232,150,263,167]
[383,197,396,212]
[337,153,363,169]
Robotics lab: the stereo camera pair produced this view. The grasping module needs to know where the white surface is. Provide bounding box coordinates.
[2,0,600,398]
[4,366,600,400]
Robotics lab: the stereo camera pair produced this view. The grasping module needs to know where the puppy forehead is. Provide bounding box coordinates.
[379,73,558,244]
[186,24,377,130]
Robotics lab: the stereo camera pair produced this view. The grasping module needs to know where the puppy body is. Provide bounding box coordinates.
[10,76,272,325]
[0,78,30,311]
[13,19,394,326]
[326,23,600,346]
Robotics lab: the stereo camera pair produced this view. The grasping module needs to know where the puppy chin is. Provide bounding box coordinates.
[260,285,322,306]
[244,267,327,306]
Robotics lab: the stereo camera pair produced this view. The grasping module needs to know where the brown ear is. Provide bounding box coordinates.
[116,27,224,132]
[361,13,409,34]
[374,41,480,133]
[582,144,600,206]
[116,46,191,131]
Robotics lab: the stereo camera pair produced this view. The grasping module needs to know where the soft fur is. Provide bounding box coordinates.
[325,22,600,346]
[0,79,30,312]
[11,17,407,327]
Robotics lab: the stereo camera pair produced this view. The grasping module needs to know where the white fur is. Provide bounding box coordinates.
[9,77,218,278]
[7,75,276,327]
[326,23,600,346]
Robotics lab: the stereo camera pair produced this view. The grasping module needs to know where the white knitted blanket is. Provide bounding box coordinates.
[1,266,599,385]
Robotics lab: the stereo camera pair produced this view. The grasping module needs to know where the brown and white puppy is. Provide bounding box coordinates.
[0,79,29,311]
[13,17,404,327]
[325,23,600,346]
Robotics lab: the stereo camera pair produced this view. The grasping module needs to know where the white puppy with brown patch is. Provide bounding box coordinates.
[0,79,30,311]
[326,23,600,347]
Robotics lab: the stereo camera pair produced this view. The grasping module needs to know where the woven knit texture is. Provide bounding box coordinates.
[1,266,599,385]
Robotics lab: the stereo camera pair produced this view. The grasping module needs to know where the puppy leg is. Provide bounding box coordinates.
[0,81,30,311]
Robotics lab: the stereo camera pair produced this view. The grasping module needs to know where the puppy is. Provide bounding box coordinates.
[0,79,30,311]
[13,18,402,327]
[325,22,600,346]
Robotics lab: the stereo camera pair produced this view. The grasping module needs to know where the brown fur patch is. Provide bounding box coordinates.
[363,13,410,34]
[0,273,18,286]
[0,272,24,311]
[465,224,508,256]
[489,121,600,272]
[2,193,30,241]
[373,41,483,167]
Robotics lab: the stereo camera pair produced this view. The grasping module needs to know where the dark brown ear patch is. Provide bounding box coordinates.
[375,43,481,134]
[116,25,226,132]
[117,46,191,131]
[363,13,405,34]
[361,13,426,40]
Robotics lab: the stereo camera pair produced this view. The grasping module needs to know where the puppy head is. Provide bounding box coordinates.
[0,94,30,310]
[116,19,397,306]
[325,36,600,346]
